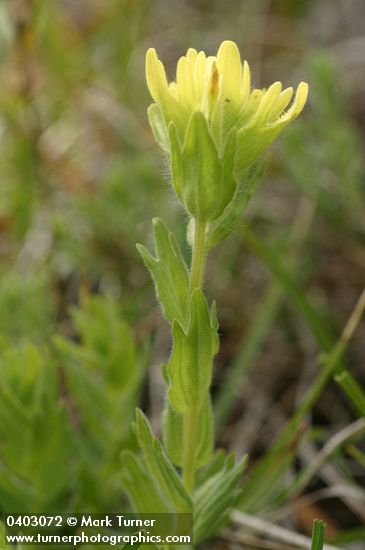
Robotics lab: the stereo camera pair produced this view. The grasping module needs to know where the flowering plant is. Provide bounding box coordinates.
[122,40,308,546]
[146,40,308,221]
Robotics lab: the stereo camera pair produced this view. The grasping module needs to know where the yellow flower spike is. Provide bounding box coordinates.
[145,41,309,221]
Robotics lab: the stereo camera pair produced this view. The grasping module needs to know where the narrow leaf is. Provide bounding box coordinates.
[335,371,365,417]
[193,454,248,543]
[121,451,169,513]
[135,409,192,512]
[311,520,326,550]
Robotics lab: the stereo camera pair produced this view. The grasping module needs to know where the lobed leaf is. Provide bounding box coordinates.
[137,218,189,328]
[121,451,170,513]
[193,453,248,543]
[134,409,192,513]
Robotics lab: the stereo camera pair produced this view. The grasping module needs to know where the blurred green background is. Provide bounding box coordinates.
[0,0,364,548]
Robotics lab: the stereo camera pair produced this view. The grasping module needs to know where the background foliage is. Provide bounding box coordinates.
[0,0,364,548]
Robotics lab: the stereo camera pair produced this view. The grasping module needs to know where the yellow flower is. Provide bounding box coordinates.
[146,41,308,221]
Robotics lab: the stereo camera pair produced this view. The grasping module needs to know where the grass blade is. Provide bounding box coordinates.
[311,519,326,550]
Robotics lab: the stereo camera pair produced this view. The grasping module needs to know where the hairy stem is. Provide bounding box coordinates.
[189,220,208,293]
[182,407,199,492]
[183,219,208,492]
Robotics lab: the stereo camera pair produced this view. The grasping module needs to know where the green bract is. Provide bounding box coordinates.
[137,218,189,327]
[146,40,308,221]
[168,113,237,221]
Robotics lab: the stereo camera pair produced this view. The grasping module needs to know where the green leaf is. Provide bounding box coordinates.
[0,343,73,512]
[122,411,192,518]
[137,218,189,328]
[335,371,365,417]
[193,454,248,544]
[235,123,283,175]
[311,520,326,550]
[57,294,139,391]
[135,409,192,513]
[53,295,142,510]
[0,522,5,550]
[167,289,218,414]
[121,451,170,513]
[206,157,268,249]
[196,450,228,487]
[220,129,237,210]
[162,393,213,468]
[168,121,184,202]
[148,104,169,154]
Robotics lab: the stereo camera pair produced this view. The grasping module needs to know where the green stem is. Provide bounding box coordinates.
[189,220,208,293]
[182,218,208,493]
[182,407,199,492]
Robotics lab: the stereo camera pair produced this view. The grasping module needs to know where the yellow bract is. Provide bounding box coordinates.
[145,40,309,221]
[146,40,308,151]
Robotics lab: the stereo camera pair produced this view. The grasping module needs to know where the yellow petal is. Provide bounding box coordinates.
[186,48,198,67]
[194,51,208,98]
[293,81,309,116]
[145,48,169,102]
[250,81,282,125]
[241,60,251,101]
[239,89,264,126]
[268,87,293,121]
[279,81,309,123]
[200,59,219,117]
[168,82,179,100]
[216,40,242,100]
[176,56,195,105]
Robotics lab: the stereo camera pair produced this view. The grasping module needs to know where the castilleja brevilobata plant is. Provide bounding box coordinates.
[121,41,308,545]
